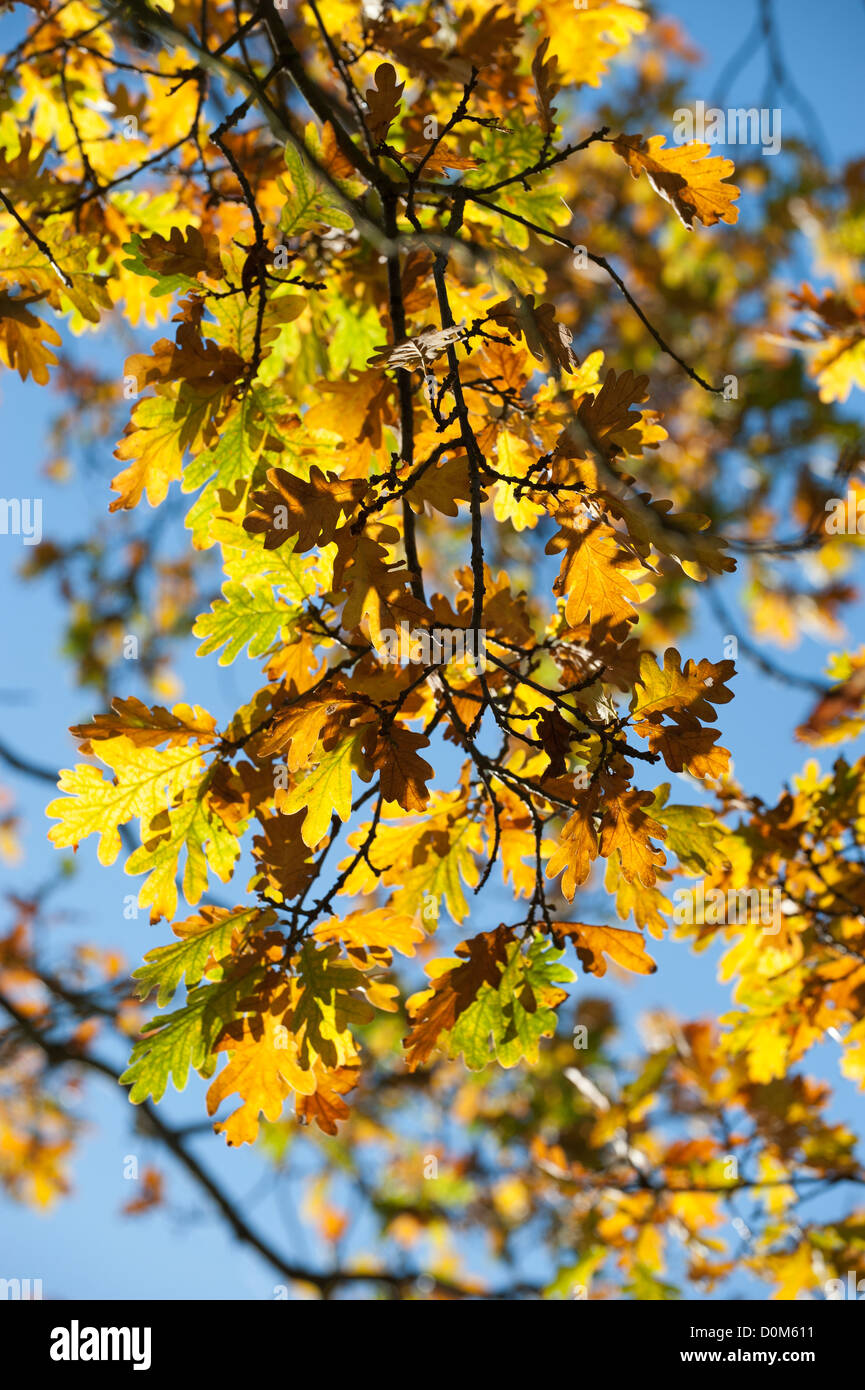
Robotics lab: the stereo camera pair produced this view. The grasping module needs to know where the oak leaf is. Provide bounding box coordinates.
[489,295,577,373]
[47,738,206,866]
[207,1009,317,1148]
[70,697,217,751]
[576,367,650,451]
[547,520,646,628]
[599,788,666,886]
[552,922,657,977]
[0,291,61,384]
[258,690,364,770]
[365,724,434,812]
[364,63,404,143]
[446,934,574,1070]
[404,927,512,1070]
[546,797,600,899]
[132,225,223,281]
[612,133,740,229]
[279,730,371,849]
[133,905,273,1007]
[244,466,365,552]
[314,907,425,960]
[110,391,198,511]
[532,37,561,134]
[640,713,731,781]
[295,1064,360,1136]
[631,649,735,724]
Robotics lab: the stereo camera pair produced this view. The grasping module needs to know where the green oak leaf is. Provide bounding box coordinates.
[193,575,291,664]
[289,939,375,1070]
[133,905,274,1007]
[279,142,353,237]
[121,968,261,1104]
[650,783,725,876]
[448,933,575,1070]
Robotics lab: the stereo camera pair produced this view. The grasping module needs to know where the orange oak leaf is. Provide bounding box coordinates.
[796,663,865,742]
[70,697,218,750]
[122,1165,164,1215]
[488,295,577,373]
[244,466,365,552]
[304,370,395,454]
[257,689,366,770]
[0,291,61,384]
[532,37,561,134]
[639,712,731,780]
[552,922,657,977]
[295,1063,360,1136]
[134,225,223,281]
[124,325,243,390]
[545,798,600,899]
[577,367,650,451]
[599,788,666,886]
[536,707,576,778]
[250,811,317,904]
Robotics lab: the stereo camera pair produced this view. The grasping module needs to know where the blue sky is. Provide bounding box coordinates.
[2,0,865,1300]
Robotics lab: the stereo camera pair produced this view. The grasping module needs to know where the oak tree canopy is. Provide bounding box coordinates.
[1,0,865,1301]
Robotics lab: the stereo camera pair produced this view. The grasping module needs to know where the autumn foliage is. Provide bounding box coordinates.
[2,0,865,1300]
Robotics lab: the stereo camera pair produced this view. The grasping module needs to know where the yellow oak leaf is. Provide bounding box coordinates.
[47,737,205,865]
[547,521,647,628]
[335,531,430,646]
[631,649,735,723]
[207,1010,317,1147]
[612,134,740,229]
[314,907,425,958]
[527,0,647,89]
[339,790,482,923]
[766,1241,821,1301]
[279,729,370,848]
[110,391,196,511]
